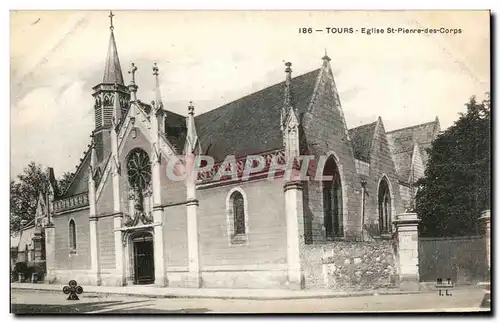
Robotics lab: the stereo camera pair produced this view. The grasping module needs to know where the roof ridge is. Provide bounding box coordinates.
[348,120,377,132]
[386,119,437,134]
[195,68,321,119]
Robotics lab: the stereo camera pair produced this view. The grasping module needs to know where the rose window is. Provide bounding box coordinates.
[126,148,152,190]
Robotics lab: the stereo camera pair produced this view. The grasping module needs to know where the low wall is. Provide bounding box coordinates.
[303,240,398,291]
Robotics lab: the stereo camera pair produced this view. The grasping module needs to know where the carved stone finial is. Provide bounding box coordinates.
[322,49,331,62]
[128,62,138,85]
[188,101,195,116]
[284,62,293,108]
[152,63,159,76]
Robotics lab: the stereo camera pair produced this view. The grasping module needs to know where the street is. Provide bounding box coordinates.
[11,288,489,314]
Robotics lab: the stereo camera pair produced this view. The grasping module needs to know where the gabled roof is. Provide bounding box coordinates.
[348,121,377,163]
[386,118,440,182]
[60,145,92,198]
[194,69,321,163]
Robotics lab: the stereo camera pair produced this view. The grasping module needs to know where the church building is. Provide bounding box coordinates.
[20,13,440,289]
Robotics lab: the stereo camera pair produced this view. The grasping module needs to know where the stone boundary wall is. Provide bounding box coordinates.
[303,240,398,291]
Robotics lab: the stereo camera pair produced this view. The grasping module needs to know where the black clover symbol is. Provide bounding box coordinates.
[63,280,83,300]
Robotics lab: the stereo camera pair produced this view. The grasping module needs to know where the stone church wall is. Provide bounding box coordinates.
[196,179,288,288]
[303,240,398,290]
[301,69,362,242]
[52,209,91,271]
[97,215,115,270]
[163,204,189,268]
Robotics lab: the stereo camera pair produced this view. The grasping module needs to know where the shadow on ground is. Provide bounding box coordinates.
[11,300,211,314]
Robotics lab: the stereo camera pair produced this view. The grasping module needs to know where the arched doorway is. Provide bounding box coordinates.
[378,177,392,234]
[130,231,155,285]
[323,156,343,239]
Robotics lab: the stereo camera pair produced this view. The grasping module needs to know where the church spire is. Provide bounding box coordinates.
[102,11,124,85]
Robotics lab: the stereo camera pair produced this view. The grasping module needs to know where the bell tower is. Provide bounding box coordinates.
[92,11,130,162]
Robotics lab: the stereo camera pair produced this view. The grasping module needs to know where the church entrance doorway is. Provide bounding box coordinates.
[132,231,155,285]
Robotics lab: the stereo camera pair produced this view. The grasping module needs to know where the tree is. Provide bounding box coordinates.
[58,171,74,196]
[416,95,490,237]
[10,162,51,234]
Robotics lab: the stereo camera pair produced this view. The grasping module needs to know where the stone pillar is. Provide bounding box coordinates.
[479,210,490,274]
[89,217,101,285]
[44,224,56,283]
[394,212,420,290]
[32,230,43,262]
[151,148,166,287]
[111,122,125,286]
[284,180,305,290]
[186,197,201,287]
[88,159,101,285]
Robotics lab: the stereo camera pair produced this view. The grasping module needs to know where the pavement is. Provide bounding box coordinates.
[11,282,451,300]
[10,287,491,313]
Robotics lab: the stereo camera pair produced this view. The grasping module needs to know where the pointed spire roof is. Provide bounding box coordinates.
[102,11,124,85]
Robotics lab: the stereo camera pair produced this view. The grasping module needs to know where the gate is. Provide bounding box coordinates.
[418,236,488,284]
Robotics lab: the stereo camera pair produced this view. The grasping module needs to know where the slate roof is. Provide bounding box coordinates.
[194,69,321,163]
[348,121,377,163]
[61,145,92,198]
[386,119,440,182]
[165,110,188,154]
[102,31,124,85]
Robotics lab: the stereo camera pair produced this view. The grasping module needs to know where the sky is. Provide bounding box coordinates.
[10,10,490,179]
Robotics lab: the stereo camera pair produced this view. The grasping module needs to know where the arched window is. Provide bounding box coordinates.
[323,156,343,239]
[69,219,77,252]
[125,148,153,225]
[233,192,245,235]
[378,178,392,234]
[226,188,248,245]
[126,148,152,191]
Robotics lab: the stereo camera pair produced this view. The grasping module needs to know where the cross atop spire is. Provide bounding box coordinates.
[322,49,331,64]
[102,11,124,85]
[109,10,115,31]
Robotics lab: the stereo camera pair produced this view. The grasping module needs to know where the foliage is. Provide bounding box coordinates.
[10,162,51,234]
[58,171,74,196]
[416,96,490,237]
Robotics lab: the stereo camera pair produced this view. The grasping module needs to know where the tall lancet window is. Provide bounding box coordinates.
[323,156,343,239]
[233,192,245,235]
[226,188,248,245]
[378,178,392,234]
[69,219,77,252]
